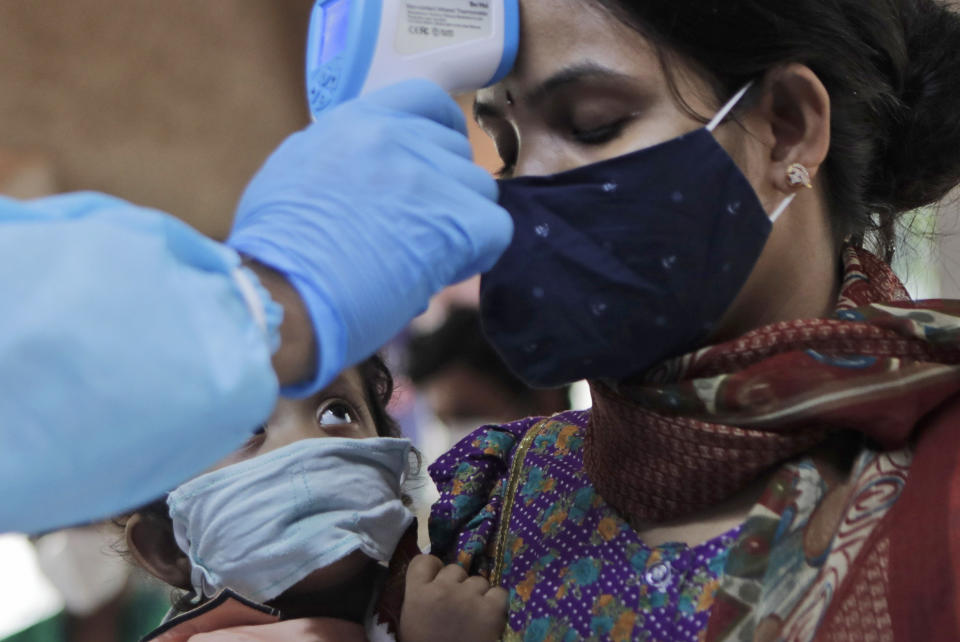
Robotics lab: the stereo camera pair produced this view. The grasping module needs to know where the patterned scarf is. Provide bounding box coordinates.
[585,246,960,523]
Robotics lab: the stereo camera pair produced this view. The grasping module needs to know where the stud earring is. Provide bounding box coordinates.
[787,163,813,189]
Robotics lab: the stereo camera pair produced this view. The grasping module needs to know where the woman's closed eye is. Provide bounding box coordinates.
[495,117,632,178]
[570,117,633,145]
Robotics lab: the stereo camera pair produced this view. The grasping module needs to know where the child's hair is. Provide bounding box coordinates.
[114,353,407,612]
[357,353,403,440]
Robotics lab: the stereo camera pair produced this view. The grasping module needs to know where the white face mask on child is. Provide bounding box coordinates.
[167,437,414,603]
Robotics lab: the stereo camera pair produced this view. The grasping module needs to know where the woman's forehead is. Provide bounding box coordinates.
[508,0,657,85]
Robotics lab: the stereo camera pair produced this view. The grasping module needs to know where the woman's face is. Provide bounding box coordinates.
[477,0,838,341]
[476,0,719,178]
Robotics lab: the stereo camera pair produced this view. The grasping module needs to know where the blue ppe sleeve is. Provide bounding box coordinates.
[0,192,282,534]
[229,79,513,398]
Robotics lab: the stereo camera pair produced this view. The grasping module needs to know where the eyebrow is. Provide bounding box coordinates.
[474,61,635,122]
[529,62,633,103]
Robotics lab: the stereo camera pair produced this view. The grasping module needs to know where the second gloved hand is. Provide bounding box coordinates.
[228,79,512,396]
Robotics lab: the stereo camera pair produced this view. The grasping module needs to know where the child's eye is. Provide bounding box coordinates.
[315,400,358,427]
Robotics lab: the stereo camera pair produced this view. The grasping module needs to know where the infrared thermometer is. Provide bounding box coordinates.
[306,0,519,119]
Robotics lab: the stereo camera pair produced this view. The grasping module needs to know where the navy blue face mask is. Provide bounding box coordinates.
[479,85,795,388]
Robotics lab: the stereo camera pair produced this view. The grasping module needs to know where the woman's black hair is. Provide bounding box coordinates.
[592,0,960,261]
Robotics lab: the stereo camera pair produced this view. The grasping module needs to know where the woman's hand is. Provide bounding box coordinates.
[399,554,508,642]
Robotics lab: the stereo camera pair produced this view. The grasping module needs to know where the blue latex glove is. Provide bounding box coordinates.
[228,79,513,397]
[0,193,281,534]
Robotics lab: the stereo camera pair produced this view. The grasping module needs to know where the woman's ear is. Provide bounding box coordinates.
[124,512,192,590]
[756,64,831,194]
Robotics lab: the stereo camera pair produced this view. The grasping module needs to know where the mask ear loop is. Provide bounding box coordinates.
[706,81,796,224]
[768,193,796,224]
[706,82,754,133]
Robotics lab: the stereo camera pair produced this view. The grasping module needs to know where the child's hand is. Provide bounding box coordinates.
[399,554,508,642]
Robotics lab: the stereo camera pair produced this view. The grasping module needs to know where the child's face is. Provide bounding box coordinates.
[240,368,385,596]
[125,367,388,602]
[213,367,380,471]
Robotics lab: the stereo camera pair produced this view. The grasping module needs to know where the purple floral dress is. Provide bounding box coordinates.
[428,411,741,641]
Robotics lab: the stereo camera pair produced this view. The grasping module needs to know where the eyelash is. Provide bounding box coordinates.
[494,118,632,179]
[571,118,631,145]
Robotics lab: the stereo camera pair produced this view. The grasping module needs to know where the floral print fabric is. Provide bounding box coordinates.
[428,410,912,641]
[429,412,742,641]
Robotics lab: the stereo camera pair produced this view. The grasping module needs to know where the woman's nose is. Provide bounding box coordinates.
[512,139,579,178]
[512,153,549,178]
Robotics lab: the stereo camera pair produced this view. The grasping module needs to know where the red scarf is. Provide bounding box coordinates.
[585,247,960,522]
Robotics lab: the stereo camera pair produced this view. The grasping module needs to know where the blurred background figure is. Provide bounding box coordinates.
[2,526,169,642]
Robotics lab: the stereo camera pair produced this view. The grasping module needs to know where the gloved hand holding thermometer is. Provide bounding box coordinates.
[230,0,518,396]
[0,1,519,535]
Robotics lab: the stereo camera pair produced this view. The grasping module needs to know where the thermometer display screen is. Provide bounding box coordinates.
[315,0,352,65]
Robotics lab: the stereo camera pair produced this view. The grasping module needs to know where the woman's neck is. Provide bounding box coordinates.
[712,189,841,344]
